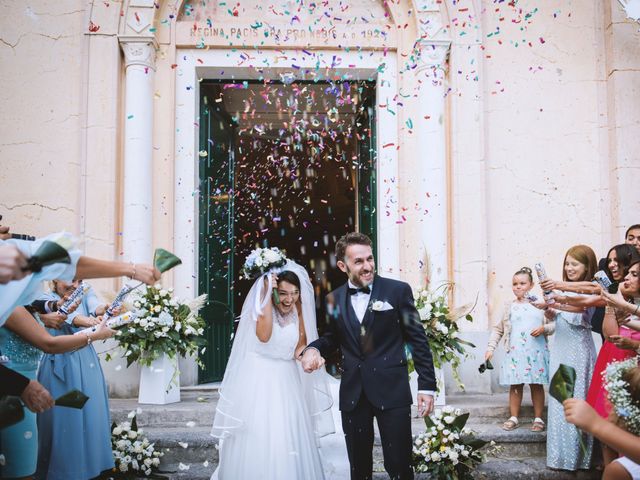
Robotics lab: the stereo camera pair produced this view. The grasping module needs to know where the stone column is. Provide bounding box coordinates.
[415,39,451,288]
[119,37,157,263]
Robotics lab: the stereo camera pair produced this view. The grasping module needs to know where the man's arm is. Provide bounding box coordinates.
[301,292,341,372]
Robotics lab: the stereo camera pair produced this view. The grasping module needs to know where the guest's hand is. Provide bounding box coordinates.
[0,224,11,241]
[530,326,545,337]
[417,393,434,417]
[539,279,556,291]
[91,316,116,341]
[21,380,55,413]
[484,351,493,361]
[94,303,109,317]
[0,244,29,284]
[72,315,101,328]
[133,263,161,285]
[40,312,68,330]
[609,335,640,351]
[301,348,324,373]
[563,398,598,432]
[544,308,556,320]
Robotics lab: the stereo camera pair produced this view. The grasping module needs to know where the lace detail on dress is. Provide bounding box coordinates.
[273,307,298,328]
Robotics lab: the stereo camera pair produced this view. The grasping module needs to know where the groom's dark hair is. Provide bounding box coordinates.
[335,232,372,262]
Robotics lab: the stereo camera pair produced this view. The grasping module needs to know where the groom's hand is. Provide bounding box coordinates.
[301,348,324,373]
[417,393,434,417]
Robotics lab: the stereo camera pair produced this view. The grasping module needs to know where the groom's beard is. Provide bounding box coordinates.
[345,265,375,287]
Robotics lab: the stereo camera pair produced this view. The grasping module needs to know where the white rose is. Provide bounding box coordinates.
[443,429,450,436]
[414,438,423,447]
[152,458,160,466]
[154,305,162,313]
[144,458,152,467]
[175,322,182,332]
[437,323,449,335]
[128,431,138,439]
[443,416,454,424]
[449,451,459,462]
[154,295,159,300]
[443,405,454,414]
[113,427,123,436]
[434,409,442,418]
[421,290,429,299]
[255,257,263,267]
[430,452,441,462]
[454,408,462,416]
[116,439,127,450]
[119,463,129,472]
[139,318,148,328]
[160,289,167,296]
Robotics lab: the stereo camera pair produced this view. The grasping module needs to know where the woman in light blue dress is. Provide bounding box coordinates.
[0,305,114,479]
[36,280,115,480]
[0,323,42,478]
[545,245,598,471]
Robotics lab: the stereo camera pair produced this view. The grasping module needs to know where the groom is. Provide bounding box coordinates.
[302,232,436,480]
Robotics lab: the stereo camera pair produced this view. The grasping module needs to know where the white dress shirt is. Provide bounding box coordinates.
[348,280,371,323]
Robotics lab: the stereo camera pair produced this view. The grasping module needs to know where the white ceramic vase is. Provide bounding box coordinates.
[138,353,181,404]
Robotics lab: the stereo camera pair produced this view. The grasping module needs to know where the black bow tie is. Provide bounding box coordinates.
[348,285,371,295]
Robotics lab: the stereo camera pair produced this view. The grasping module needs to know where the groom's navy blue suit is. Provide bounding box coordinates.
[308,274,436,480]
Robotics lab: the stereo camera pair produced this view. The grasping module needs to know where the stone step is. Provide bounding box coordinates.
[110,391,542,428]
[157,458,600,480]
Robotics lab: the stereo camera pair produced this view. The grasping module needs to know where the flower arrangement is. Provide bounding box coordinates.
[107,285,207,368]
[604,357,640,435]
[412,406,493,479]
[241,247,288,279]
[110,411,163,477]
[409,284,475,389]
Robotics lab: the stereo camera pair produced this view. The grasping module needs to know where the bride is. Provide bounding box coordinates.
[210,259,334,479]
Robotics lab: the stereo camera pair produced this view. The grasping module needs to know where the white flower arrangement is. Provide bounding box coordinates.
[107,284,207,368]
[409,285,475,390]
[241,247,288,279]
[413,406,494,479]
[604,357,640,435]
[110,412,163,477]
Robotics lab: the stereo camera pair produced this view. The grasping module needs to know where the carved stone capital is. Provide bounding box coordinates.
[415,39,451,75]
[119,36,158,70]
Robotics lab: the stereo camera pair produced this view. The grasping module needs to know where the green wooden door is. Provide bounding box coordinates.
[198,93,236,383]
[356,88,377,254]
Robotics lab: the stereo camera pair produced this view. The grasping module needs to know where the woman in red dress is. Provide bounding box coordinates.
[586,257,640,466]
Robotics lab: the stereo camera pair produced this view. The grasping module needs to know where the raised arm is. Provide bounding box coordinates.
[540,279,601,295]
[75,257,160,285]
[553,293,605,308]
[4,306,114,354]
[256,275,274,343]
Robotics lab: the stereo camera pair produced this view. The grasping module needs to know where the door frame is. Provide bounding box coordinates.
[173,49,400,382]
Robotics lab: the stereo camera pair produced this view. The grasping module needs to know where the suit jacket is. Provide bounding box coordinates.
[0,363,30,396]
[309,275,436,412]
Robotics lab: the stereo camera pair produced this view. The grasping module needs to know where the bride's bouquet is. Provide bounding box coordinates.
[107,284,207,368]
[241,247,288,279]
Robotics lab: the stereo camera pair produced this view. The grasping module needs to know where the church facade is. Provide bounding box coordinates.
[1,0,639,396]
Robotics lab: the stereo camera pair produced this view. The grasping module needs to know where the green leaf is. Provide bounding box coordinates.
[153,248,182,273]
[451,412,469,431]
[0,395,25,429]
[55,389,89,409]
[463,437,489,449]
[424,414,436,429]
[132,414,138,431]
[27,240,71,272]
[549,364,576,404]
[456,338,476,348]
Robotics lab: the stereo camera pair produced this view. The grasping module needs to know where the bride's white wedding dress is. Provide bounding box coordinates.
[211,261,333,480]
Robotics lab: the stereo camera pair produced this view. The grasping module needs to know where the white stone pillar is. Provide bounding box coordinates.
[415,40,451,288]
[119,37,157,263]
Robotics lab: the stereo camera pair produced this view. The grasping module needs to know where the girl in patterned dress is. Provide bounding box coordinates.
[485,267,551,432]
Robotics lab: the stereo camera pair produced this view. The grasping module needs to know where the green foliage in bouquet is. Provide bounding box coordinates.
[108,285,207,368]
[109,411,165,478]
[409,284,476,389]
[413,406,495,479]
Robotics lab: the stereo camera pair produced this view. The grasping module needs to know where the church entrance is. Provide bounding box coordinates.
[197,79,377,382]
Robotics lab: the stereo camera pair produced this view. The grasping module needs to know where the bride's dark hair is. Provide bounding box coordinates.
[278,270,301,291]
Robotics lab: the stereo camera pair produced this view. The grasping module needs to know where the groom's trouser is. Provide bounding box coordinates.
[341,394,413,480]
